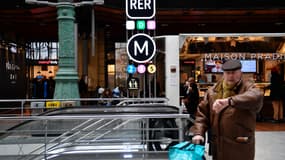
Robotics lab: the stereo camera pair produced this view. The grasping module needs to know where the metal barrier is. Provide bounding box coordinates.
[0,99,193,160]
[0,114,191,160]
[0,98,169,117]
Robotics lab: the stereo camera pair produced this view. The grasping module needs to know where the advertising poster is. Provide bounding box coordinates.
[115,43,128,87]
[0,46,26,101]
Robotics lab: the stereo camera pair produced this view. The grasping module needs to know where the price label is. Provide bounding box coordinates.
[46,101,61,109]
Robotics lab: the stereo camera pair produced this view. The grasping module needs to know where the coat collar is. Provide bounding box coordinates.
[213,79,243,94]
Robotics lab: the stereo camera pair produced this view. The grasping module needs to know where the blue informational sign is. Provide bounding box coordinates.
[127,64,137,74]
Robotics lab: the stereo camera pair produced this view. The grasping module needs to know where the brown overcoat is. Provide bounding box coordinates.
[191,79,263,160]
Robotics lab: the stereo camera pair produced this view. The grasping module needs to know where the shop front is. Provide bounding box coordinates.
[179,33,285,120]
[26,42,59,99]
[0,41,26,100]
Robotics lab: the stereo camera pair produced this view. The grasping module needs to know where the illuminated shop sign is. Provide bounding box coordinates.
[38,60,58,65]
[28,60,58,65]
[202,53,285,61]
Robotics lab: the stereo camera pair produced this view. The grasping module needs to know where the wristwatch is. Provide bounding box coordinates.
[228,97,233,106]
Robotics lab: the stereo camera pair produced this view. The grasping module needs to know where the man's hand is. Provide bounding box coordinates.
[213,98,229,113]
[192,135,204,144]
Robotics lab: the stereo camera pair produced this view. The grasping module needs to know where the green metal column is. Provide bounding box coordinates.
[53,2,80,100]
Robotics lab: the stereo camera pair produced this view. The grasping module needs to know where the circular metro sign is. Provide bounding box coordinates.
[147,64,156,74]
[126,64,137,74]
[127,33,156,63]
[137,64,146,74]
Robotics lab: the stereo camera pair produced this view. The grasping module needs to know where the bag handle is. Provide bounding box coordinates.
[180,142,198,151]
[180,142,191,149]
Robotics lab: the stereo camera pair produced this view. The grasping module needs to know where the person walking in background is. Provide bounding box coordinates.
[48,76,55,99]
[99,88,113,106]
[270,65,284,122]
[183,77,200,119]
[79,75,88,98]
[190,60,264,160]
[181,79,190,98]
[111,86,121,105]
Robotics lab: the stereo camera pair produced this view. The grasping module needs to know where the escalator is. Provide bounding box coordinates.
[0,105,187,160]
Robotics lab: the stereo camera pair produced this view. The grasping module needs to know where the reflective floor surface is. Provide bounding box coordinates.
[205,122,285,160]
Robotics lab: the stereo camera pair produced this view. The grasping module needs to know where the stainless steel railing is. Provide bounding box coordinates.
[0,114,192,160]
[0,98,169,117]
[0,99,193,160]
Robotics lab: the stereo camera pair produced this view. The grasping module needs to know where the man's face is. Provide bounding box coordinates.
[216,63,222,69]
[188,77,195,83]
[223,69,242,85]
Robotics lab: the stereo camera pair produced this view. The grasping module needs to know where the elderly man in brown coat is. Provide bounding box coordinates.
[190,60,264,160]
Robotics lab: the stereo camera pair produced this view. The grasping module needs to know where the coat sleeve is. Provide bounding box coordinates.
[231,82,264,112]
[190,91,210,137]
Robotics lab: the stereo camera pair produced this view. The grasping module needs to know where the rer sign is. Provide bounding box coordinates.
[127,33,156,64]
[126,0,155,19]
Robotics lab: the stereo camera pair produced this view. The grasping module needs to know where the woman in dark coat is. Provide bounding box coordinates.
[270,66,284,122]
[183,77,200,117]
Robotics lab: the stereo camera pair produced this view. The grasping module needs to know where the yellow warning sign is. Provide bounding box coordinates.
[46,101,61,109]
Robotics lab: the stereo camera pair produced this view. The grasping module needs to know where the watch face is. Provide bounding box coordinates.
[228,97,233,106]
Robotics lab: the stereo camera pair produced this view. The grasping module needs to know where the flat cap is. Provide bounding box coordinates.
[222,60,242,71]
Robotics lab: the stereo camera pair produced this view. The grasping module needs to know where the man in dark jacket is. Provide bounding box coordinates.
[190,60,264,160]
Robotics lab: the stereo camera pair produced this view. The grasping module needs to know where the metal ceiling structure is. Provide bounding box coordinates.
[1,0,285,41]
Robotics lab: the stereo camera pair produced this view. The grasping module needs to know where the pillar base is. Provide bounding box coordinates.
[53,68,80,102]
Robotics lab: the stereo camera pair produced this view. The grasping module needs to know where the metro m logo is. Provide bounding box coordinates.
[134,40,148,56]
[127,33,156,63]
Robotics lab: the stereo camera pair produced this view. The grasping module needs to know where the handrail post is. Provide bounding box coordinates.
[178,102,185,142]
[44,119,48,160]
[21,100,24,117]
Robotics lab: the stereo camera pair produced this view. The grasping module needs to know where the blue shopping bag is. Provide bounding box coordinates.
[168,141,205,160]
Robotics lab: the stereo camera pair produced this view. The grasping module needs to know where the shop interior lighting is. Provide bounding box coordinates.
[277,42,285,53]
[189,36,265,42]
[25,0,104,6]
[230,40,236,47]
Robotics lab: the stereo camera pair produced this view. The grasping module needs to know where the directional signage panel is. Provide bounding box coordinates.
[127,33,156,63]
[126,0,155,19]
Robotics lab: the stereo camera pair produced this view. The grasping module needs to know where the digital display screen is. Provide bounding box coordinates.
[204,59,257,73]
[240,60,257,73]
[204,60,224,73]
